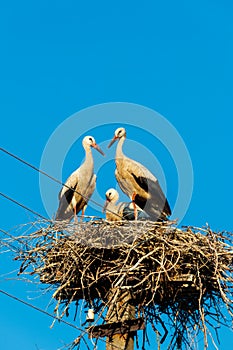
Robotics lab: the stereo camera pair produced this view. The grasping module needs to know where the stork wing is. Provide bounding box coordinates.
[132,174,171,216]
[131,174,149,192]
[56,183,77,220]
[56,171,80,220]
[58,170,80,200]
[125,158,171,216]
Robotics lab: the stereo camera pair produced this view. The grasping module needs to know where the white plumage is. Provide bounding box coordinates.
[108,127,171,221]
[56,136,104,221]
[104,188,149,221]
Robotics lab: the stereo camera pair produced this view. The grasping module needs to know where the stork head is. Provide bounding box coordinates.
[103,188,119,212]
[108,127,126,148]
[82,136,105,155]
[105,188,119,203]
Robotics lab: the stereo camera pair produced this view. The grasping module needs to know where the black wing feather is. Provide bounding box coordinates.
[131,173,149,192]
[56,186,76,220]
[131,173,171,218]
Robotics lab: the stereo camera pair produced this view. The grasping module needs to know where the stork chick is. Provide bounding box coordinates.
[104,188,149,221]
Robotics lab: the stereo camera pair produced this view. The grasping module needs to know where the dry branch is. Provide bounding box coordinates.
[5,219,233,349]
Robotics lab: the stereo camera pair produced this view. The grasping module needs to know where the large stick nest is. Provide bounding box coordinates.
[11,219,233,348]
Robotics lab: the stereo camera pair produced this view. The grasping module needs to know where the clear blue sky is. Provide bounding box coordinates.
[0,1,233,349]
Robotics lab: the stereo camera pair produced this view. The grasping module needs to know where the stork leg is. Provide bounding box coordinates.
[81,205,87,222]
[132,192,138,221]
[73,206,78,223]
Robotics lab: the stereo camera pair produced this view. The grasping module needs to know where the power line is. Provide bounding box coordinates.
[0,288,122,350]
[0,238,18,252]
[0,227,34,249]
[0,192,49,221]
[0,146,103,208]
[0,228,19,252]
[0,289,83,331]
[0,147,60,184]
[0,146,123,219]
[0,149,126,349]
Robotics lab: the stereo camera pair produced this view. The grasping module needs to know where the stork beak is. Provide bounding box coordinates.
[103,198,110,213]
[108,136,118,148]
[92,143,105,156]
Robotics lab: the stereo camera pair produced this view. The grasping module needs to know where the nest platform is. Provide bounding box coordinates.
[11,219,233,348]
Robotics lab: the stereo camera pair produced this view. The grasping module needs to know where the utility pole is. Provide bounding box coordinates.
[106,288,135,350]
[89,287,144,349]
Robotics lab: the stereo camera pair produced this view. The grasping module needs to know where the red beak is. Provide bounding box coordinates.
[103,197,110,213]
[92,143,105,156]
[108,136,118,148]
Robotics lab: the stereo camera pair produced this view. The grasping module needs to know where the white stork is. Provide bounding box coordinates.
[108,127,171,221]
[56,136,104,221]
[103,188,149,221]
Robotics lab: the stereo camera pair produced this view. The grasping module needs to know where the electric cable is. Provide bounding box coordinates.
[0,192,49,221]
[0,288,122,349]
[0,147,123,219]
[0,289,84,331]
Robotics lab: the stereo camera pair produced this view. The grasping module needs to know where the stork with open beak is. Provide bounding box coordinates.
[108,127,171,221]
[103,188,149,221]
[56,136,104,221]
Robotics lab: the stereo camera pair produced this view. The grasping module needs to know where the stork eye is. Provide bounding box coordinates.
[89,137,93,141]
[109,192,112,196]
[118,128,124,136]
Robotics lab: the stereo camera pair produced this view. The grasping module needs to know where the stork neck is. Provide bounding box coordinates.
[116,136,125,158]
[111,195,119,204]
[83,147,94,170]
